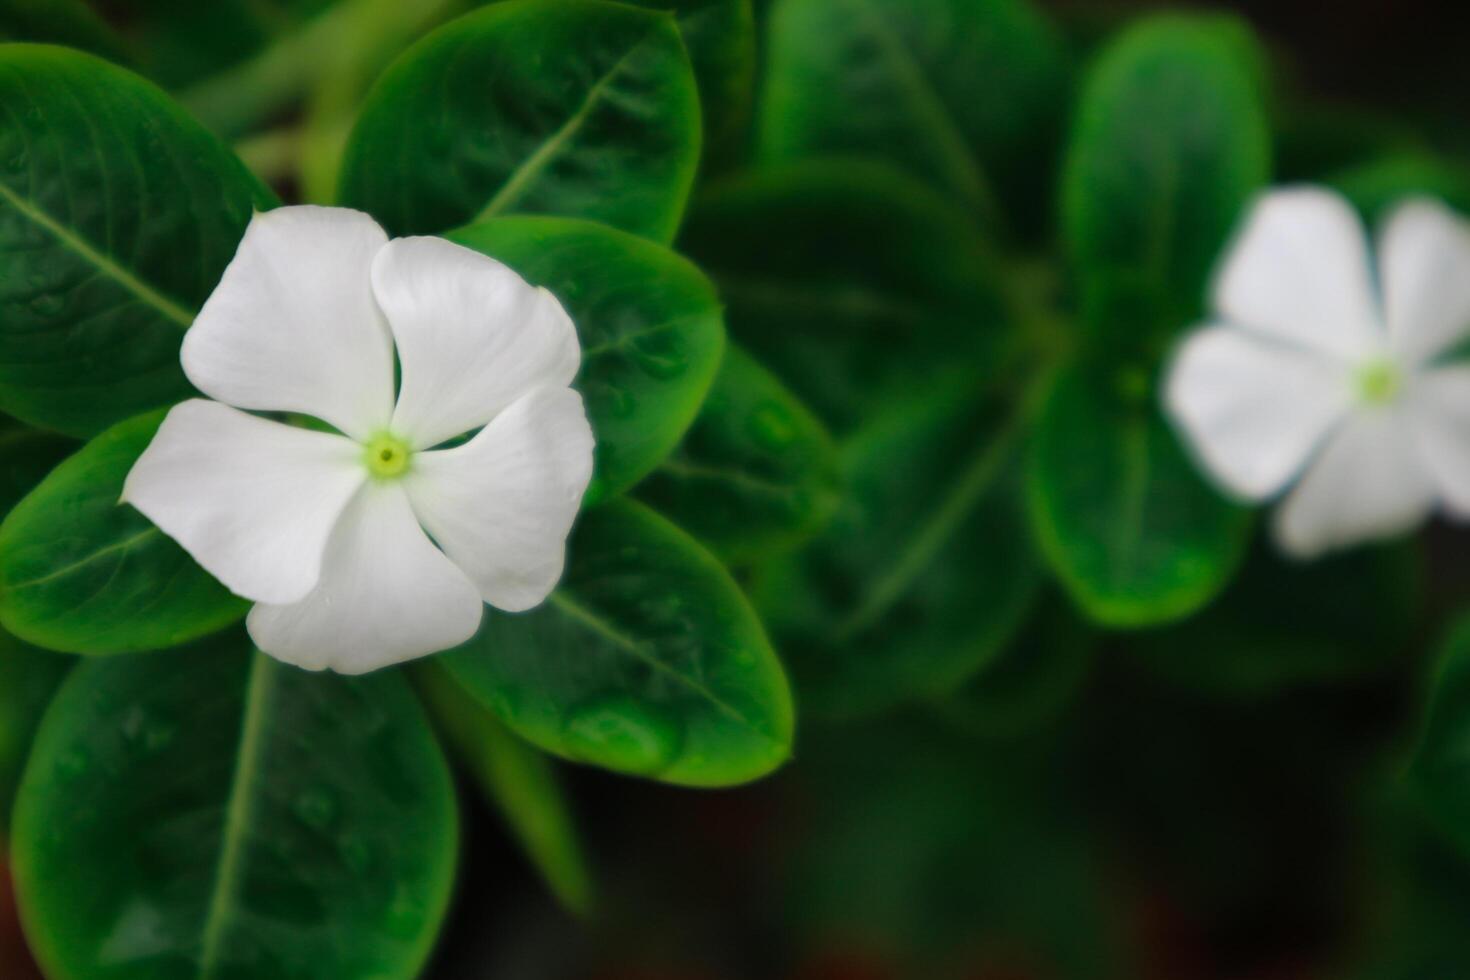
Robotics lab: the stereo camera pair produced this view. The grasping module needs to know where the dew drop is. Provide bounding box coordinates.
[562,696,682,776]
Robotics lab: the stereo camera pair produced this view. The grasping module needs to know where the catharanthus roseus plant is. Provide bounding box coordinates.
[4,0,1470,976]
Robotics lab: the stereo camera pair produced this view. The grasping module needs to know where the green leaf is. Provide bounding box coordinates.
[753,374,1041,719]
[937,591,1094,740]
[1407,613,1470,863]
[0,636,68,845]
[637,343,841,564]
[414,661,594,916]
[0,421,72,518]
[1329,151,1470,225]
[442,498,793,787]
[1134,537,1419,697]
[759,0,1069,233]
[1062,14,1270,351]
[339,0,701,242]
[0,410,248,655]
[11,640,458,980]
[1026,361,1250,627]
[447,216,725,501]
[630,0,755,170]
[679,160,1007,434]
[0,44,270,437]
[0,0,127,60]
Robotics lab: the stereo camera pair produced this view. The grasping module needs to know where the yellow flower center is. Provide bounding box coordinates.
[1355,359,1402,405]
[363,432,412,479]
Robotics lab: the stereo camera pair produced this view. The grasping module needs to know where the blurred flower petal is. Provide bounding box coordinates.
[1165,325,1351,499]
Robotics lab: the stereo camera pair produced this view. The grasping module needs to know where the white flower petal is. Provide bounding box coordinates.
[1272,407,1436,559]
[1380,197,1470,367]
[247,482,484,674]
[405,386,593,612]
[1213,187,1383,360]
[181,206,396,441]
[1164,325,1353,500]
[1406,366,1470,518]
[372,236,580,449]
[121,400,365,605]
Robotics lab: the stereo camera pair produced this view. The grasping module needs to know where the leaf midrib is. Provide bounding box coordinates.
[841,0,998,221]
[6,526,161,590]
[547,590,780,745]
[834,395,1028,640]
[197,651,275,979]
[472,25,658,224]
[0,178,196,330]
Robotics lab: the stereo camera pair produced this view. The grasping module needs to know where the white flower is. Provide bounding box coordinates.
[1165,187,1470,559]
[122,206,594,674]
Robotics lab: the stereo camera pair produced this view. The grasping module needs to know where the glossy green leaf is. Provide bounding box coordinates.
[680,160,1007,434]
[1135,537,1419,697]
[447,216,725,501]
[11,641,458,980]
[339,0,701,242]
[0,410,248,655]
[637,343,841,564]
[442,498,793,787]
[753,374,1041,719]
[1062,14,1270,351]
[1027,361,1250,627]
[415,661,594,916]
[759,0,1069,233]
[0,44,270,437]
[631,0,755,170]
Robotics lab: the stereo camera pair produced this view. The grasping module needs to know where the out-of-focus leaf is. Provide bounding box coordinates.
[1133,537,1419,696]
[1350,767,1470,979]
[786,719,1125,978]
[0,45,270,437]
[1407,613,1470,863]
[0,638,67,845]
[0,418,73,845]
[937,591,1094,739]
[1275,101,1425,184]
[754,374,1041,719]
[0,410,247,655]
[638,344,841,564]
[11,641,458,980]
[0,0,125,59]
[442,498,794,787]
[0,421,71,518]
[415,661,594,916]
[1329,151,1470,224]
[448,216,725,502]
[340,0,701,242]
[1027,360,1250,627]
[1062,13,1270,356]
[759,0,1069,234]
[632,0,755,170]
[680,160,1007,434]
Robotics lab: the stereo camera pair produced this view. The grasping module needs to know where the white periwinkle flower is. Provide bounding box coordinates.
[1166,186,1470,559]
[123,206,594,674]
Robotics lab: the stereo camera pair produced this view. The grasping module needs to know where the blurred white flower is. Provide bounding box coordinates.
[123,206,594,673]
[1166,187,1470,558]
